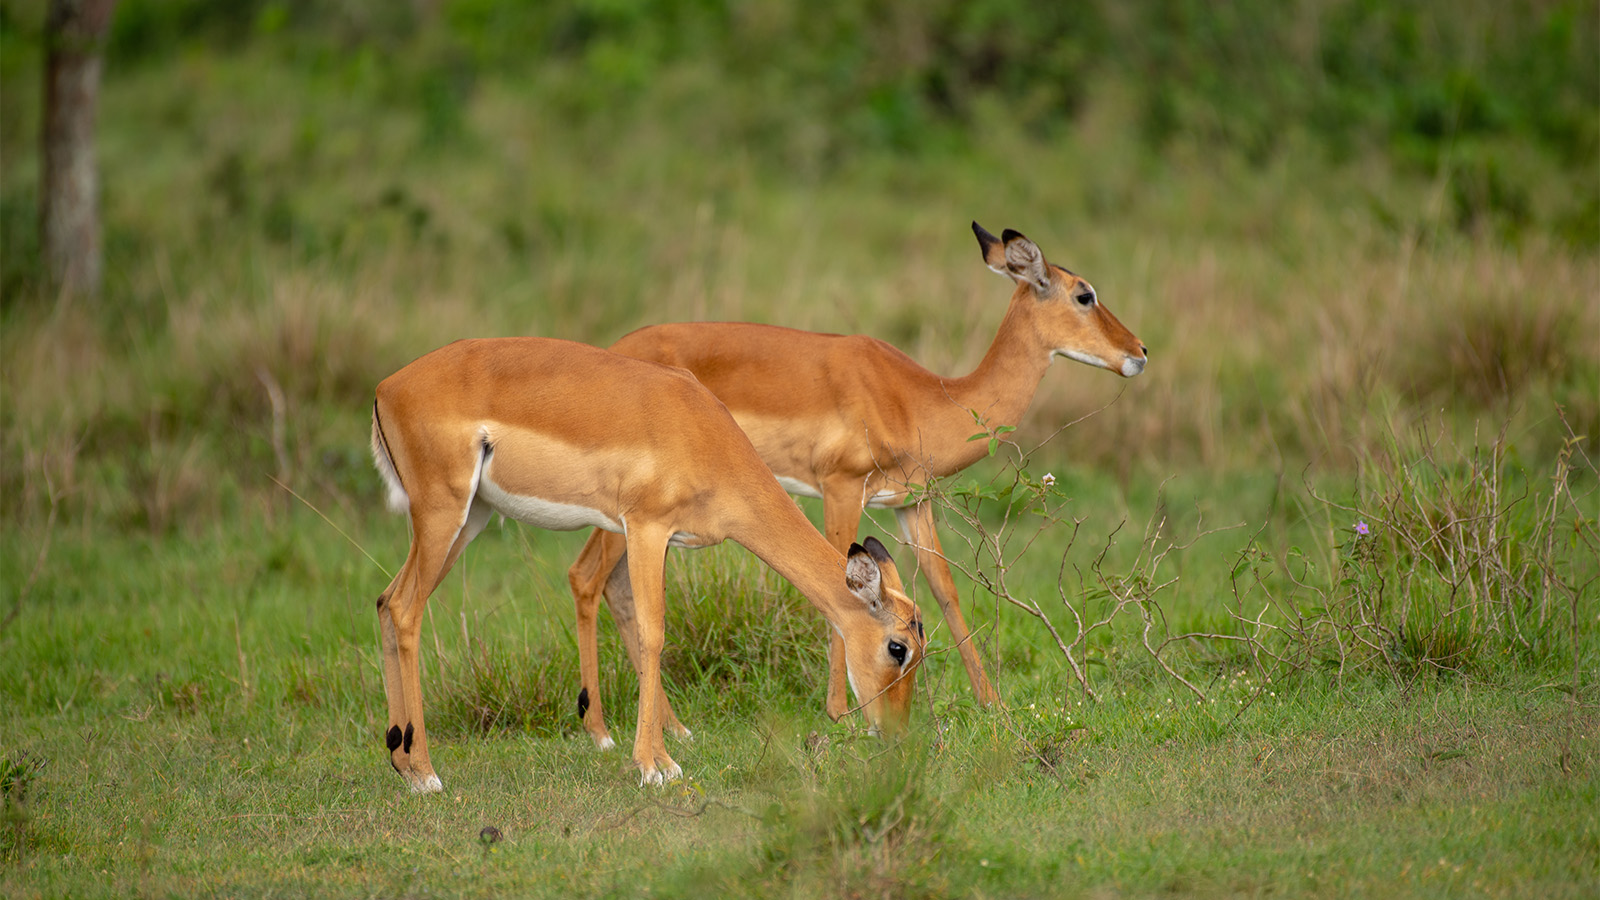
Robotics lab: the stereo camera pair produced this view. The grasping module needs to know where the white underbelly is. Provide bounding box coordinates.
[476,473,711,550]
[775,476,904,509]
[477,474,622,533]
[775,476,823,499]
[864,489,904,509]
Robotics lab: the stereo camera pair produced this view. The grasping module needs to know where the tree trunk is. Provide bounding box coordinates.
[40,0,117,300]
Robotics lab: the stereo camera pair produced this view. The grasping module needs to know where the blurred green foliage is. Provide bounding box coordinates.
[70,0,1594,173]
[4,0,1594,258]
[0,0,1594,533]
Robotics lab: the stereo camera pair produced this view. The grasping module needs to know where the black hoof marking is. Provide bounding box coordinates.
[403,723,414,754]
[386,725,403,752]
[577,687,590,720]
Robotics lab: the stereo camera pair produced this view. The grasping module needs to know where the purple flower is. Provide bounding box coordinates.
[1355,521,1370,537]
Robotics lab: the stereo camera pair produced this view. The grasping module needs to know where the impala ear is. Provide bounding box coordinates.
[973,221,1007,275]
[1001,228,1054,295]
[859,535,909,596]
[845,542,885,614]
[861,535,894,565]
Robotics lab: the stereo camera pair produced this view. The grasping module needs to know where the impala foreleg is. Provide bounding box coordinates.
[601,547,692,740]
[897,501,1000,707]
[820,486,865,720]
[623,525,680,785]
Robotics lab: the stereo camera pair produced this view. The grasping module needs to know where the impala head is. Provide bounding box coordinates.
[973,221,1147,378]
[839,537,924,735]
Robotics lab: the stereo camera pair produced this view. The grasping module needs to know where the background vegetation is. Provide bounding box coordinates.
[2,1,1596,897]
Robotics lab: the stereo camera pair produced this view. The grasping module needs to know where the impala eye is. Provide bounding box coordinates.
[1076,290,1096,306]
[887,640,908,665]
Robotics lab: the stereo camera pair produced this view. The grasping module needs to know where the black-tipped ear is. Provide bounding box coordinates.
[861,535,894,565]
[974,222,1009,276]
[972,221,1000,252]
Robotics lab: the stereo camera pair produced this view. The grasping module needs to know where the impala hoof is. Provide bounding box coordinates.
[595,735,617,751]
[408,773,443,794]
[637,760,683,786]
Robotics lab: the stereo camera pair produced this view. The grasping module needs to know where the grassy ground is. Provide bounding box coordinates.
[3,477,1596,898]
[2,2,1598,897]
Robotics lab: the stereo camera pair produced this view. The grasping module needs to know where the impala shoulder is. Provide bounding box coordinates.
[834,332,914,366]
[609,322,679,357]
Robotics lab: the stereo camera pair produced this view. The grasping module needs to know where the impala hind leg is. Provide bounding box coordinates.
[378,491,493,793]
[376,569,409,771]
[897,501,1000,707]
[623,525,680,785]
[569,529,624,749]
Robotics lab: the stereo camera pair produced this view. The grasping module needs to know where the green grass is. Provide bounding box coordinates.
[2,470,1596,897]
[2,1,1598,895]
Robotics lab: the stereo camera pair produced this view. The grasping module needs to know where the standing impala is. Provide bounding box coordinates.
[568,223,1146,746]
[369,337,923,790]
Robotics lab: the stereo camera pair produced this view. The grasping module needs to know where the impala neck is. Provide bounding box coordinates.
[731,497,865,629]
[940,298,1052,445]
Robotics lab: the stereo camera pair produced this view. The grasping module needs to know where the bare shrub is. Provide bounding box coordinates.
[905,420,1243,706]
[911,407,1595,728]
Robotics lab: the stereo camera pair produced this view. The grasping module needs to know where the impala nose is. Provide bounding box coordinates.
[1122,354,1146,377]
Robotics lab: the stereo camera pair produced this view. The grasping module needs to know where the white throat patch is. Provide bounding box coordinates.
[1055,348,1110,371]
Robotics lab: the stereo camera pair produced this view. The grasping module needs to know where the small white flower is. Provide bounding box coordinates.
[1041,472,1056,487]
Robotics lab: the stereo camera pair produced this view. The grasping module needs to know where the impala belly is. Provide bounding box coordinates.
[474,429,625,533]
[774,475,904,509]
[775,476,824,500]
[737,412,908,510]
[476,474,709,547]
[476,437,714,548]
[476,472,622,533]
[864,489,906,509]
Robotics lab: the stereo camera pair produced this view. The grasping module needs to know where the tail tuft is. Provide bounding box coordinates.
[370,403,410,513]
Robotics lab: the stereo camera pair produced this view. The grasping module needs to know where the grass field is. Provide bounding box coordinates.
[3,2,1598,897]
[2,491,1596,898]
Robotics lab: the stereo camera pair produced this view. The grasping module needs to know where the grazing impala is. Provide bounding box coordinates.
[569,223,1146,746]
[369,337,923,791]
